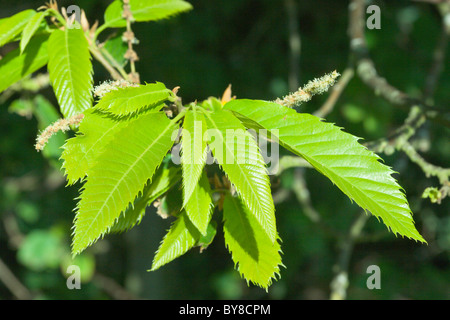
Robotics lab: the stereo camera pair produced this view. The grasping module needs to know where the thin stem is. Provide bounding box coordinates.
[314,68,354,118]
[0,258,33,300]
[89,43,124,81]
[99,45,130,80]
[330,213,369,300]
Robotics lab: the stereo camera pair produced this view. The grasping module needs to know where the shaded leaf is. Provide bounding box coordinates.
[0,34,49,93]
[0,9,36,47]
[151,211,201,271]
[223,194,282,290]
[20,11,48,53]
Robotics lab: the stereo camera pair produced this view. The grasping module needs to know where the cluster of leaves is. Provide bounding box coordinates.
[0,0,193,117]
[60,81,425,289]
[0,0,426,290]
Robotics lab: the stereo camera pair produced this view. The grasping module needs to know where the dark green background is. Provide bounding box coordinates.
[0,0,448,299]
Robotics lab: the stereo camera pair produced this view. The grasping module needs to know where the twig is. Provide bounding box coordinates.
[314,68,354,118]
[348,0,448,119]
[122,0,140,84]
[349,0,450,202]
[291,169,342,238]
[92,272,138,300]
[330,213,369,300]
[400,141,450,186]
[423,5,450,101]
[0,257,33,300]
[284,0,301,92]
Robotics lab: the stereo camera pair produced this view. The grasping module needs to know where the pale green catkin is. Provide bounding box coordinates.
[275,70,340,108]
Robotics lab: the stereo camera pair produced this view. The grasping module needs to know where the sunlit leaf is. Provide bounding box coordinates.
[48,27,93,118]
[151,210,200,271]
[72,112,178,255]
[225,99,426,242]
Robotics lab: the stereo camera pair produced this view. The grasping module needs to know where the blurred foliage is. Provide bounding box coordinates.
[0,0,449,299]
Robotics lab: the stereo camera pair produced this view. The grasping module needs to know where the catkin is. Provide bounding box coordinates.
[275,70,340,108]
[35,114,84,152]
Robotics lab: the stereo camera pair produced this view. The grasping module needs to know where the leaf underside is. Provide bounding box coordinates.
[224,99,425,243]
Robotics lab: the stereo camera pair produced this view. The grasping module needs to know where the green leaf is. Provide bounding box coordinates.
[0,34,49,93]
[223,194,282,290]
[103,0,126,28]
[181,106,208,206]
[202,109,277,243]
[184,170,213,236]
[72,112,178,255]
[103,33,129,67]
[104,0,193,29]
[109,165,181,233]
[20,11,48,53]
[151,210,201,271]
[0,9,36,47]
[61,109,128,185]
[224,99,426,243]
[48,27,93,118]
[196,220,217,252]
[95,82,173,117]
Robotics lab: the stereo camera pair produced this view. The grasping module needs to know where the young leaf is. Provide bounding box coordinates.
[20,11,48,53]
[95,82,174,117]
[109,166,181,233]
[151,210,201,271]
[223,194,282,290]
[184,171,213,236]
[0,34,49,93]
[104,0,193,29]
[224,99,426,243]
[47,27,93,118]
[72,112,179,255]
[0,9,36,47]
[130,0,193,22]
[181,106,207,206]
[61,109,128,185]
[201,109,277,243]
